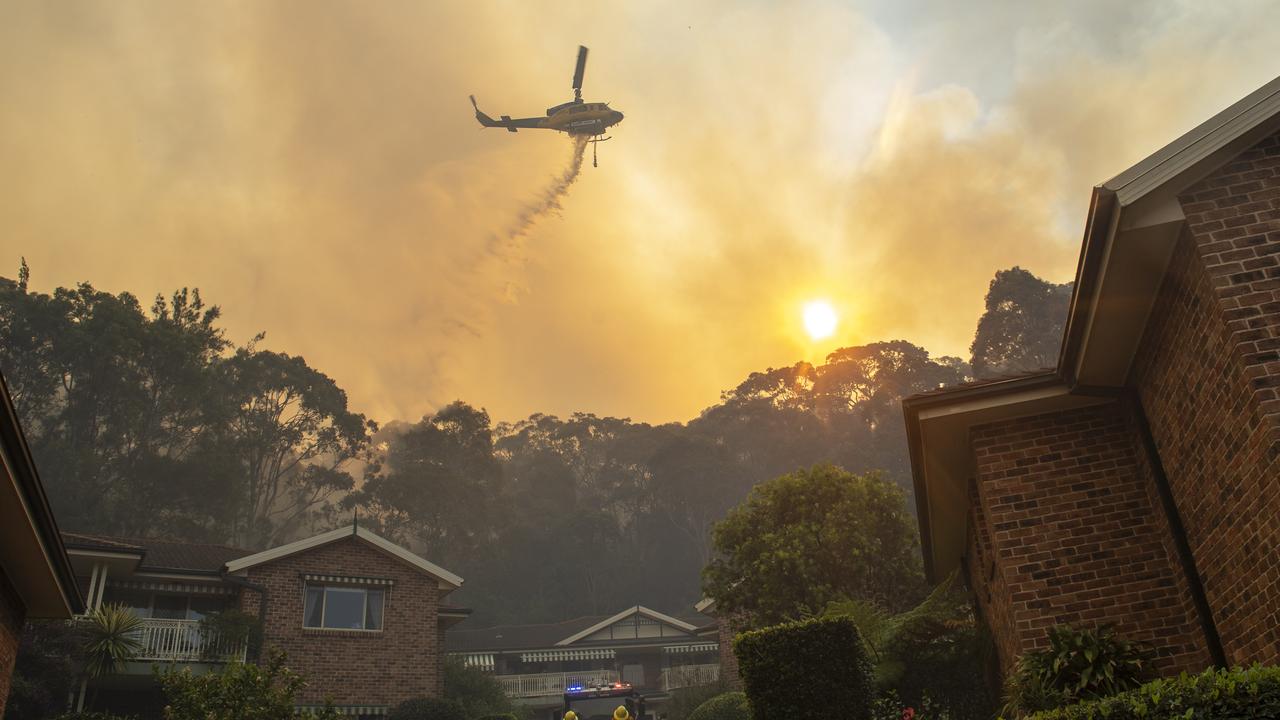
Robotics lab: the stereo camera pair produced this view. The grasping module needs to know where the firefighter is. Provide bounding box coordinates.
[613,706,631,720]
[563,712,578,720]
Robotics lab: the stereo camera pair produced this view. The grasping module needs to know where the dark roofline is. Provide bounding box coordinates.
[0,372,84,614]
[1056,187,1119,387]
[901,371,1062,582]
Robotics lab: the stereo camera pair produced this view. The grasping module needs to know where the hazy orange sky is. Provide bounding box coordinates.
[4,1,1280,425]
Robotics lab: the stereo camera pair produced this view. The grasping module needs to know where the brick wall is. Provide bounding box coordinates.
[1130,129,1280,665]
[964,476,1016,670]
[716,615,744,690]
[967,403,1206,674]
[238,536,443,708]
[0,568,25,718]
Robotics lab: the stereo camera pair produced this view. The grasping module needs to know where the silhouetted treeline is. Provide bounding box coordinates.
[0,261,1068,625]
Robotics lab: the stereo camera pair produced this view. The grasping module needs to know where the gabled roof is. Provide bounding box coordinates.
[555,605,698,646]
[224,524,463,589]
[903,74,1280,581]
[63,532,251,575]
[0,372,83,617]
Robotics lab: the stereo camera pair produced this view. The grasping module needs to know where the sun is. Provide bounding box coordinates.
[802,300,838,341]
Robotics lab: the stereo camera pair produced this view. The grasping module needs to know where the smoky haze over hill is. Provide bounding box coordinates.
[0,264,1066,624]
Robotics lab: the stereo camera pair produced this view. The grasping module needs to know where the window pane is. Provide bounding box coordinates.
[323,587,366,629]
[365,590,384,630]
[304,586,324,628]
[188,597,226,621]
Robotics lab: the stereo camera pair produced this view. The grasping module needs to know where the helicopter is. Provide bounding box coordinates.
[470,45,623,167]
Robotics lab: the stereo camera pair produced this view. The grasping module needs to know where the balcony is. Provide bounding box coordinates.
[132,617,247,663]
[498,670,621,698]
[659,663,720,691]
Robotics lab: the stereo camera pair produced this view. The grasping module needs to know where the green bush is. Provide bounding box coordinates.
[1026,665,1280,719]
[686,692,750,720]
[734,615,874,720]
[1002,625,1150,717]
[52,713,138,720]
[388,697,468,720]
[443,657,517,719]
[667,683,730,720]
[475,714,518,720]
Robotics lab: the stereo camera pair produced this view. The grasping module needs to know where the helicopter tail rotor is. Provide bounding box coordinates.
[572,46,588,103]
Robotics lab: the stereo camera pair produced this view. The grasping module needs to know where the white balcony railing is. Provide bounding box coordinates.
[659,663,720,691]
[132,618,247,664]
[498,670,621,698]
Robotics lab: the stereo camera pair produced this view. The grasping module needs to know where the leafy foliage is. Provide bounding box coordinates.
[51,713,138,720]
[6,620,87,720]
[159,649,340,720]
[4,266,978,625]
[969,267,1072,379]
[825,573,996,719]
[442,657,518,720]
[82,604,143,679]
[1001,625,1151,718]
[734,616,875,720]
[387,697,468,720]
[703,464,925,626]
[666,682,732,720]
[0,269,374,547]
[685,692,750,720]
[1023,664,1280,720]
[199,609,264,661]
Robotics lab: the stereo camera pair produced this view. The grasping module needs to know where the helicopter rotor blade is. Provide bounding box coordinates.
[572,45,588,102]
[468,94,478,110]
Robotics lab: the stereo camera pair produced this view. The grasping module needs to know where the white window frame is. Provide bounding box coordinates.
[302,583,385,632]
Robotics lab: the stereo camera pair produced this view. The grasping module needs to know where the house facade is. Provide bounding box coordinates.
[0,372,83,717]
[64,524,466,718]
[903,75,1280,674]
[446,605,720,720]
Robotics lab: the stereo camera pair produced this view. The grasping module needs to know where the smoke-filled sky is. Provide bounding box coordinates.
[4,1,1280,424]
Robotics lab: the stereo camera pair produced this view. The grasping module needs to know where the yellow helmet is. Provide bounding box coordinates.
[564,713,578,720]
[613,706,630,720]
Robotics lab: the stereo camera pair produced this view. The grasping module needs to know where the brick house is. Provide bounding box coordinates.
[446,605,719,720]
[64,523,466,718]
[0,372,83,716]
[902,75,1280,675]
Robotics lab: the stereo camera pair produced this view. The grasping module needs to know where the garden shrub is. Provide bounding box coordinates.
[1025,664,1280,719]
[475,714,518,720]
[443,657,518,719]
[667,683,730,720]
[52,713,138,720]
[734,615,874,720]
[686,692,750,720]
[1002,625,1149,717]
[388,697,468,720]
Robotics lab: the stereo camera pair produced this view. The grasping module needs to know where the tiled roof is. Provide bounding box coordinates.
[445,609,714,653]
[62,532,251,574]
[446,615,611,652]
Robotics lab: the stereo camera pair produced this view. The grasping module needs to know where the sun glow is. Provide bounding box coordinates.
[802,300,838,341]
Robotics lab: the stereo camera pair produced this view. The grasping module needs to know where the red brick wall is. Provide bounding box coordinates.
[0,568,26,718]
[717,614,744,690]
[238,536,443,708]
[964,476,1016,670]
[1130,130,1280,665]
[967,403,1206,674]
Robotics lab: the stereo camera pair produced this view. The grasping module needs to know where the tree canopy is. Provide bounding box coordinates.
[1,263,1075,625]
[701,464,924,626]
[969,266,1072,379]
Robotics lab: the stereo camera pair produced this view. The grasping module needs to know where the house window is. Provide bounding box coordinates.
[303,585,384,630]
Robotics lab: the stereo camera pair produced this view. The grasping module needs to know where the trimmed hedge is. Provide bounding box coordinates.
[735,615,874,720]
[388,698,468,720]
[687,692,750,720]
[1026,665,1280,719]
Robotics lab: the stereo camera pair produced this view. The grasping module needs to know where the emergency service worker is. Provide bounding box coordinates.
[613,706,631,720]
[563,712,578,720]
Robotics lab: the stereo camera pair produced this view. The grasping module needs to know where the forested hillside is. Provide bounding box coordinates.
[0,260,1069,625]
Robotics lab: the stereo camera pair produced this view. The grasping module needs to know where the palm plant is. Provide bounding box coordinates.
[75,603,144,710]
